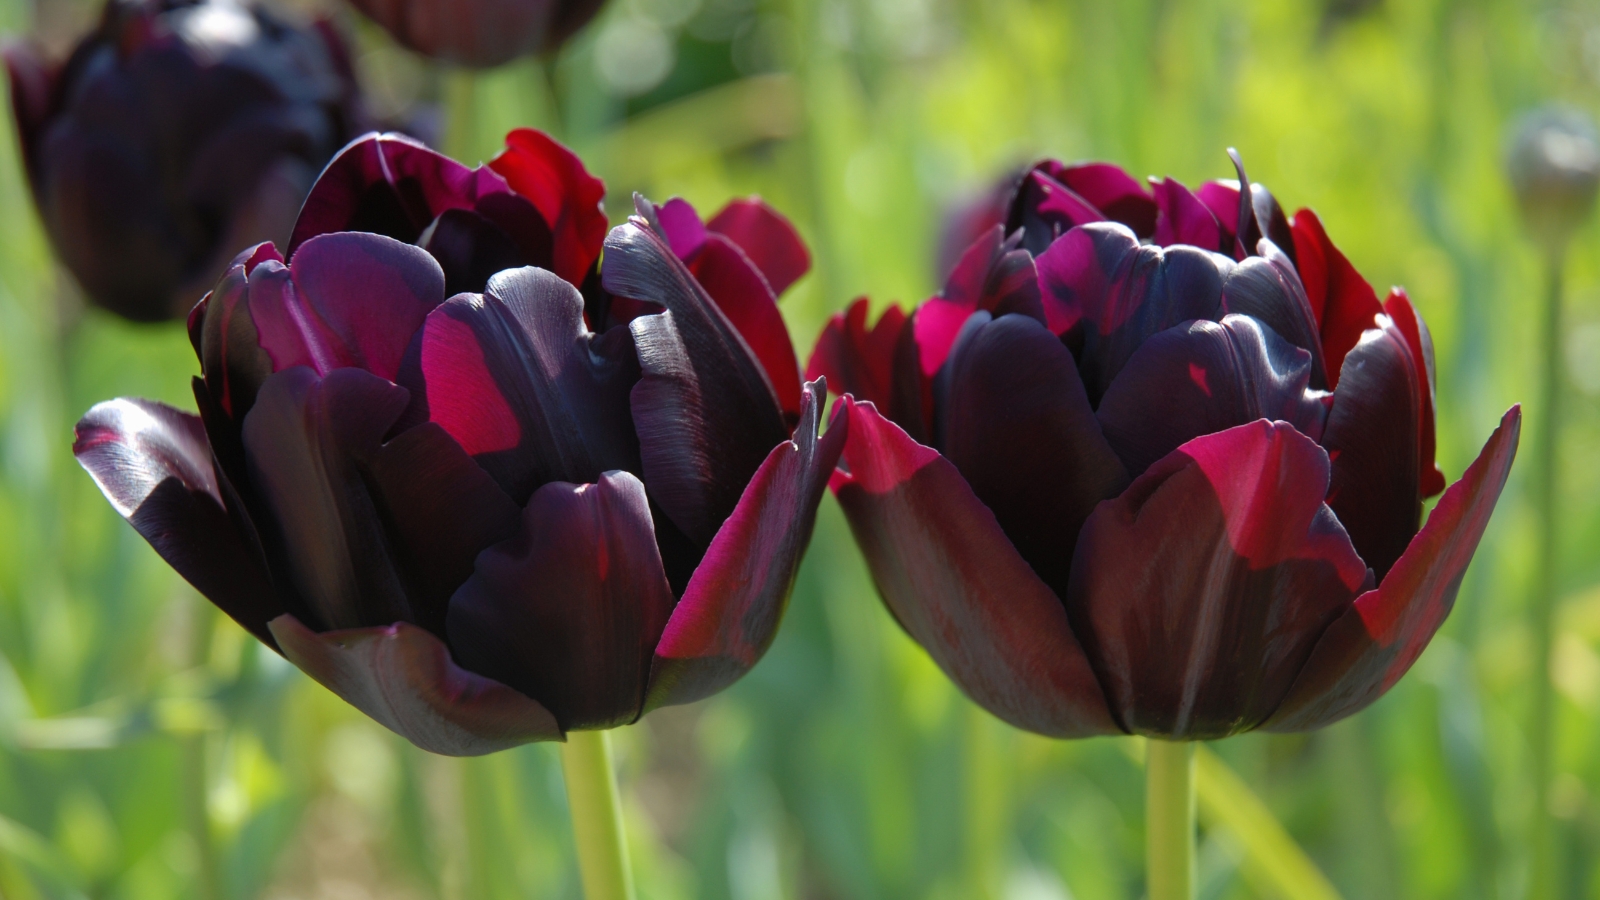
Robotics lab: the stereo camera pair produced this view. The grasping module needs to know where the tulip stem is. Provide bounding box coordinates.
[1528,248,1566,900]
[1147,739,1197,900]
[560,730,636,900]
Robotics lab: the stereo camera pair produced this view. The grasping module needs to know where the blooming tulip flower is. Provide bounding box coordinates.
[74,133,837,756]
[345,0,607,68]
[810,154,1519,740]
[4,0,363,321]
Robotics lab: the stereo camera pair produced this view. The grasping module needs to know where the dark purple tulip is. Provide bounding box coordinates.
[75,134,836,755]
[810,154,1520,739]
[345,0,606,68]
[4,0,363,322]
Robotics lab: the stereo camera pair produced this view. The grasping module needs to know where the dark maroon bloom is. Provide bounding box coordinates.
[345,0,606,68]
[75,135,836,755]
[4,0,363,322]
[810,154,1519,739]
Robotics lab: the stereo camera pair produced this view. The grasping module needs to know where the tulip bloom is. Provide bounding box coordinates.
[345,0,606,68]
[75,130,838,755]
[4,0,363,322]
[810,156,1519,739]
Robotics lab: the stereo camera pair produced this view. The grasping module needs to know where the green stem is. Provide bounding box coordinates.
[560,730,635,900]
[1147,739,1196,900]
[1528,248,1565,900]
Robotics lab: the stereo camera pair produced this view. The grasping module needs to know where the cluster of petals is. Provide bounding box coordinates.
[74,128,842,755]
[810,154,1520,739]
[5,0,363,321]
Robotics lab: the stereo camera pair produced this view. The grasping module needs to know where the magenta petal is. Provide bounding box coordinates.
[289,132,509,253]
[445,471,675,731]
[1035,222,1229,402]
[938,313,1128,600]
[1265,406,1521,731]
[1321,318,1424,582]
[1151,177,1224,252]
[706,198,811,296]
[658,197,709,259]
[605,218,790,545]
[1095,315,1329,478]
[1067,421,1371,739]
[645,380,846,710]
[408,266,640,504]
[687,233,804,422]
[249,232,445,380]
[1051,162,1157,237]
[75,399,284,648]
[832,401,1120,738]
[269,614,562,756]
[1009,169,1107,256]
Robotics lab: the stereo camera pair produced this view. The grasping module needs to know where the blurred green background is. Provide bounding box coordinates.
[1,0,1597,897]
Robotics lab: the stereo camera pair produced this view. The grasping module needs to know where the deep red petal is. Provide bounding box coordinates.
[1383,289,1445,498]
[645,380,845,709]
[269,615,562,755]
[1289,208,1384,388]
[1067,421,1370,738]
[706,197,811,296]
[1151,177,1224,252]
[687,233,803,422]
[1265,406,1521,731]
[832,401,1120,738]
[489,128,608,287]
[805,296,908,413]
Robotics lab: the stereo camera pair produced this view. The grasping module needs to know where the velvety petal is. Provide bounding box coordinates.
[645,380,846,710]
[1035,222,1230,402]
[418,207,529,299]
[249,232,446,380]
[805,297,908,414]
[831,400,1120,738]
[1095,315,1330,478]
[242,367,414,631]
[1265,406,1521,731]
[1383,289,1446,497]
[605,215,790,545]
[1290,208,1384,387]
[345,0,602,67]
[488,128,607,287]
[1151,177,1224,252]
[407,266,640,504]
[1219,240,1329,388]
[706,198,811,296]
[269,614,562,756]
[289,132,510,252]
[914,227,1046,376]
[686,233,804,422]
[937,313,1129,599]
[75,399,284,647]
[1321,317,1423,582]
[195,258,273,420]
[1066,421,1371,739]
[446,471,675,731]
[1048,161,1157,238]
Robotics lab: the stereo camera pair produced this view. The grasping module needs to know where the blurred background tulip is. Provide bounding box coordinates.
[4,0,365,322]
[345,0,607,68]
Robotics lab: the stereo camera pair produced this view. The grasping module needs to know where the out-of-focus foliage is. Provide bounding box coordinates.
[1,0,1597,897]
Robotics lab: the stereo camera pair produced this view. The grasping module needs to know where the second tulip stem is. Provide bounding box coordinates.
[1147,739,1197,900]
[561,730,636,900]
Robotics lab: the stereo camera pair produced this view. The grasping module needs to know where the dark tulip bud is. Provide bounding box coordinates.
[4,0,364,322]
[345,0,609,68]
[1507,106,1600,250]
